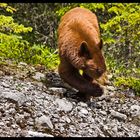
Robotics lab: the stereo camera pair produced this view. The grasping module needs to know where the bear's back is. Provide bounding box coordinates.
[58,7,100,48]
[58,7,98,31]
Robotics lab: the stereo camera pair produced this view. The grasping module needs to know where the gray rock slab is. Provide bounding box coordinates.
[0,91,27,105]
[54,98,73,112]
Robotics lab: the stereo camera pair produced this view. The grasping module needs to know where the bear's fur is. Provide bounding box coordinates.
[58,7,107,98]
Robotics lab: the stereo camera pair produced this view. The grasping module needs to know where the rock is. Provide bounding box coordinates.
[106,86,116,91]
[8,108,16,115]
[103,125,108,131]
[130,105,140,117]
[110,110,127,120]
[108,74,113,79]
[25,130,53,137]
[48,87,67,94]
[16,118,27,128]
[59,125,65,133]
[32,72,46,81]
[61,116,71,123]
[112,125,118,133]
[78,102,88,107]
[66,117,71,123]
[52,114,59,118]
[18,62,27,67]
[69,125,76,133]
[54,98,73,112]
[97,95,110,101]
[79,123,88,129]
[100,110,107,115]
[0,91,27,105]
[11,124,17,129]
[0,122,5,126]
[35,115,53,129]
[79,108,88,115]
[1,82,9,88]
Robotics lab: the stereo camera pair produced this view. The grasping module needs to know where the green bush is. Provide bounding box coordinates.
[0,3,33,62]
[0,3,59,70]
[30,44,59,70]
[115,77,140,95]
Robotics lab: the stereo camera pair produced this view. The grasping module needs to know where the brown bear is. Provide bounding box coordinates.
[58,7,107,98]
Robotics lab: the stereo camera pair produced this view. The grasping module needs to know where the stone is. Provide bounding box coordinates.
[79,123,88,128]
[79,108,88,115]
[0,122,5,126]
[106,86,115,91]
[1,82,9,88]
[110,110,127,120]
[103,125,108,131]
[130,105,140,117]
[100,110,107,115]
[78,102,88,107]
[35,115,53,129]
[97,95,109,101]
[16,118,27,128]
[66,117,71,123]
[25,130,53,137]
[11,124,17,129]
[32,72,46,81]
[18,62,27,67]
[69,125,76,133]
[0,91,27,105]
[112,125,118,133]
[52,114,59,118]
[61,116,71,123]
[48,87,67,94]
[54,98,73,112]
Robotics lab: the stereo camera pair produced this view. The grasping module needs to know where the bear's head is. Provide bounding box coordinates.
[78,39,106,79]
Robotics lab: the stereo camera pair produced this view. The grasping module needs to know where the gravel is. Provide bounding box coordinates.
[0,62,140,137]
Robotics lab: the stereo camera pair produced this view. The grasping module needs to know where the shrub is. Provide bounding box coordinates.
[0,3,32,62]
[115,77,140,95]
[30,44,59,70]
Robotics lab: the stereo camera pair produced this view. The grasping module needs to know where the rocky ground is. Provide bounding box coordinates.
[0,61,140,137]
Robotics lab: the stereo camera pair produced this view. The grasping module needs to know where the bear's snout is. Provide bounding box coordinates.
[96,68,103,75]
[96,68,104,77]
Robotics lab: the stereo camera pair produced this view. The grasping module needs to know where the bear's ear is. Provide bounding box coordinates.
[99,39,103,49]
[79,41,90,58]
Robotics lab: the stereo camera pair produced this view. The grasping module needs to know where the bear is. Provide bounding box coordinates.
[58,7,107,98]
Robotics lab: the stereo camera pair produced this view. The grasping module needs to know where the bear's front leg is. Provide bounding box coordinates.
[81,72,104,97]
[58,62,103,97]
